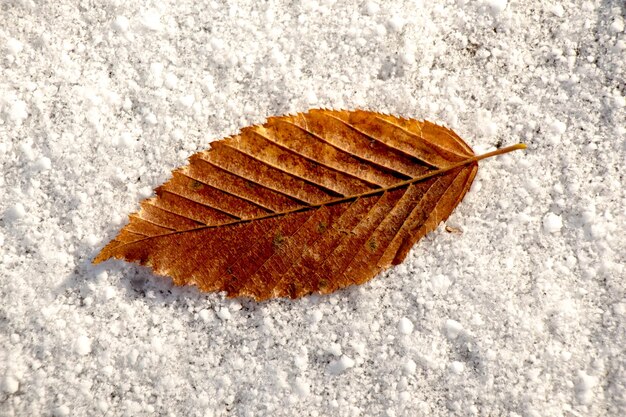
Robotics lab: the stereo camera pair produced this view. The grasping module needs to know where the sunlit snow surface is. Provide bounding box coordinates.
[1,1,625,416]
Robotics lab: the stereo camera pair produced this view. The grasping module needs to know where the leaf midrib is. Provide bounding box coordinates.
[104,144,524,252]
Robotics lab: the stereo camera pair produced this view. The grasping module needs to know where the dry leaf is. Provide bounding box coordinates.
[445,225,463,234]
[94,109,525,300]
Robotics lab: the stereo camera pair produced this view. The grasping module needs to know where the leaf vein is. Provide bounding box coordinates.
[158,188,242,221]
[324,112,440,169]
[218,141,345,197]
[195,156,312,206]
[179,170,275,213]
[252,127,384,189]
[280,119,413,181]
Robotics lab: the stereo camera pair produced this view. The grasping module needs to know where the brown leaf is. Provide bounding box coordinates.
[94,109,525,300]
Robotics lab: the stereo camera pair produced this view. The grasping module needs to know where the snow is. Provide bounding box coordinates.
[402,359,417,375]
[1,0,625,416]
[550,4,566,18]
[53,405,70,417]
[198,308,212,323]
[575,370,598,405]
[386,16,405,33]
[327,355,356,375]
[4,204,23,223]
[141,9,163,32]
[549,119,567,135]
[610,18,624,33]
[445,319,464,340]
[430,273,451,293]
[33,156,52,171]
[292,377,311,398]
[216,307,231,321]
[543,212,563,233]
[483,0,508,14]
[326,342,343,357]
[398,317,414,335]
[5,38,23,56]
[111,16,130,33]
[449,361,465,375]
[3,98,28,125]
[1,375,19,395]
[74,335,92,356]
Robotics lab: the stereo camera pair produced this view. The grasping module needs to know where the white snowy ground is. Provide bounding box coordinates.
[1,0,624,416]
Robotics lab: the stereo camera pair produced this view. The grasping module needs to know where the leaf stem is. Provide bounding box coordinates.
[473,143,527,162]
[374,143,527,195]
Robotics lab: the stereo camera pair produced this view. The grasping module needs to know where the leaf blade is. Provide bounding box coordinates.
[94,109,525,300]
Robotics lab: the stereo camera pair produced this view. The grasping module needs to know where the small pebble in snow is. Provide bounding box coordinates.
[112,16,130,32]
[450,361,465,374]
[4,203,26,221]
[1,375,19,394]
[216,307,231,321]
[75,335,92,356]
[398,317,414,335]
[445,319,463,339]
[327,355,355,375]
[543,212,563,234]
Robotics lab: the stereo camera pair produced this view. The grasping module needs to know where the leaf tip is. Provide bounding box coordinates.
[92,241,118,265]
[92,253,106,265]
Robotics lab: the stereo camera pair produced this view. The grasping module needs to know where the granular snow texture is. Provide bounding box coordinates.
[1,1,625,416]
